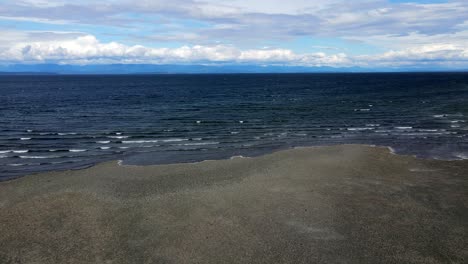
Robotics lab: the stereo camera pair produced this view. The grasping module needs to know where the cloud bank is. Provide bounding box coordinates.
[1,34,466,68]
[0,0,467,69]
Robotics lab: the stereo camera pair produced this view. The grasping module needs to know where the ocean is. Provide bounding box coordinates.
[1,73,467,180]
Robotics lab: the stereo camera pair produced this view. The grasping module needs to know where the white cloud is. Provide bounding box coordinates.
[2,33,466,68]
[0,34,349,66]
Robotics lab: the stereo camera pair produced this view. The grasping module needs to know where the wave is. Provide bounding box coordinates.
[182,142,219,146]
[122,138,188,144]
[20,137,31,140]
[13,150,29,153]
[418,129,439,132]
[99,147,111,150]
[123,140,159,144]
[97,141,111,144]
[58,132,77,136]
[0,150,11,154]
[19,155,61,159]
[8,163,26,167]
[162,138,188,142]
[108,136,129,139]
[347,127,374,131]
[69,149,87,152]
[395,126,413,130]
[434,113,463,118]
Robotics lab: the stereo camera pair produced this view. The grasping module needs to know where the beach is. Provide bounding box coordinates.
[0,144,467,263]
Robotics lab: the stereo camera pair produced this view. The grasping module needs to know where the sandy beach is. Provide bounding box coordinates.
[0,144,467,263]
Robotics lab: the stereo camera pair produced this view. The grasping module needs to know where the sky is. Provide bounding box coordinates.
[0,0,467,70]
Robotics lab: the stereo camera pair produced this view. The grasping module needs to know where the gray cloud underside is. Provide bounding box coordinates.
[2,0,467,43]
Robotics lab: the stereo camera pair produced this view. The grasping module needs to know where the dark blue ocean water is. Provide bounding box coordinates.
[1,73,468,180]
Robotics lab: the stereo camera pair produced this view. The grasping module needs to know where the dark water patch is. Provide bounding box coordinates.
[1,73,468,180]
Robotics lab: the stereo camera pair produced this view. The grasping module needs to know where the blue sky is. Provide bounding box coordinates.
[0,0,467,69]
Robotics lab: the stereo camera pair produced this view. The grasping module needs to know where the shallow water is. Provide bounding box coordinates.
[1,73,468,179]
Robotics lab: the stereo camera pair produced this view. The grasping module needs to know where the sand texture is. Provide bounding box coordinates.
[1,145,467,263]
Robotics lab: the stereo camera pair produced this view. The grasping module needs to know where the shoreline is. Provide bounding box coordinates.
[1,144,467,263]
[3,143,466,183]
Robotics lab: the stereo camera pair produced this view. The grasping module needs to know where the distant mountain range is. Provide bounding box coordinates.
[0,64,465,74]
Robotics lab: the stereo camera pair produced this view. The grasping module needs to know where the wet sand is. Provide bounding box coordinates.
[1,145,467,263]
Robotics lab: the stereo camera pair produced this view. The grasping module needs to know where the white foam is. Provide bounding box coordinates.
[162,138,188,142]
[359,109,370,111]
[97,141,111,144]
[20,137,31,140]
[123,140,159,144]
[395,126,412,130]
[69,149,86,152]
[8,163,25,167]
[433,114,445,118]
[108,136,129,139]
[58,132,77,136]
[239,120,244,124]
[455,153,468,160]
[13,150,28,153]
[196,120,201,124]
[231,131,240,134]
[119,146,130,149]
[386,146,397,154]
[27,129,33,133]
[347,127,374,131]
[115,132,122,135]
[366,124,380,127]
[100,147,111,150]
[20,155,59,159]
[0,150,11,154]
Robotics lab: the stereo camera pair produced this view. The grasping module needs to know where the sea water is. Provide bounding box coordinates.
[1,73,467,180]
